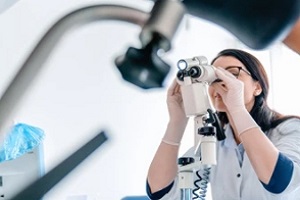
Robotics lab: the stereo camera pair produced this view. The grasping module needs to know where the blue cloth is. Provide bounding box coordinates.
[261,152,294,193]
[146,179,174,200]
[0,123,44,162]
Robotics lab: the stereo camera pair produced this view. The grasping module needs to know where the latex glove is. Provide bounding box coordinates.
[167,79,188,122]
[212,67,245,112]
[162,79,188,145]
[213,67,258,135]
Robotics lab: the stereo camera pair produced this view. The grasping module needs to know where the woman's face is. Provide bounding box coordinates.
[209,56,261,112]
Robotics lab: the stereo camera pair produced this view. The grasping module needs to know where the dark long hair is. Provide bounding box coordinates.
[211,49,299,132]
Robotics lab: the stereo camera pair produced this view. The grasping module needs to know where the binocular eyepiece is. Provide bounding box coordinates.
[177,66,202,81]
[176,56,218,84]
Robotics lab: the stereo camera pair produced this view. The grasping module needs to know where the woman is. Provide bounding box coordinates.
[146,49,300,200]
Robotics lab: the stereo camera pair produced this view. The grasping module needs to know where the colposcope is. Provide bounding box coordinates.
[176,56,225,200]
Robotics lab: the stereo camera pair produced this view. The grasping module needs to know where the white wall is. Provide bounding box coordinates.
[0,0,299,200]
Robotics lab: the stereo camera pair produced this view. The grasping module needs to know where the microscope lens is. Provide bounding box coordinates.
[177,60,187,70]
[189,66,201,78]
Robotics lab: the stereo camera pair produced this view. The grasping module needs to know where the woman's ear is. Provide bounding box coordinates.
[254,82,262,96]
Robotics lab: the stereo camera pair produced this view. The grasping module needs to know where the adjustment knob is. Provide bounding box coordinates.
[178,157,195,166]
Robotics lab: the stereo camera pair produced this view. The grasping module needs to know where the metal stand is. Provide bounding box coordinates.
[175,56,225,200]
[178,113,217,200]
[178,157,194,200]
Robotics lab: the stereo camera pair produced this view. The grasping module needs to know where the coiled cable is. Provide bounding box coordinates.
[192,167,211,200]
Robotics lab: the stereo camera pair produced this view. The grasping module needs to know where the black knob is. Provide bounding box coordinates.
[198,126,216,136]
[178,157,195,166]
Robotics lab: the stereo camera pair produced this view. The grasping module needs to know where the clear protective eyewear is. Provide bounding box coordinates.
[224,66,251,78]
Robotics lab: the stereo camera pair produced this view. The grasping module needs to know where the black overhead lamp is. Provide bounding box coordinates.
[166,0,300,50]
[115,0,185,89]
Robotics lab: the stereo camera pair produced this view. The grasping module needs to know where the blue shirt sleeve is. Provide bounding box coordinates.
[261,152,294,193]
[146,180,174,199]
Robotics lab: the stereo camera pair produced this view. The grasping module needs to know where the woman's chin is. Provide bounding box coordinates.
[213,103,227,112]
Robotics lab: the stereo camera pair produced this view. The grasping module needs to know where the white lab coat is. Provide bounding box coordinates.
[158,118,300,200]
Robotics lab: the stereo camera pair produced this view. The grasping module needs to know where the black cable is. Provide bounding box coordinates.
[192,167,211,200]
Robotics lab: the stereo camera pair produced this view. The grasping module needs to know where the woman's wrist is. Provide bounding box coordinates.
[228,108,259,135]
[161,139,181,146]
[162,119,188,144]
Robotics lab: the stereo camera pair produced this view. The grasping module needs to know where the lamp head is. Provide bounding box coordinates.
[115,37,170,89]
[180,0,300,49]
[115,0,185,89]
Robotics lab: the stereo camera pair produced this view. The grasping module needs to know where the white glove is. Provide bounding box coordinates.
[162,79,189,145]
[212,67,259,135]
[213,67,245,112]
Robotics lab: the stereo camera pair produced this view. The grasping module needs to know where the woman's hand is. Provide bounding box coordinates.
[166,79,188,124]
[212,67,246,112]
[162,79,189,144]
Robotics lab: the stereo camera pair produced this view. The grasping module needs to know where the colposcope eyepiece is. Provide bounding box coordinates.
[188,66,201,78]
[176,70,185,81]
[176,56,217,84]
[176,66,202,81]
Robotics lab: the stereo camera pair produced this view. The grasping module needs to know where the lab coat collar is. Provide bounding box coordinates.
[222,124,238,149]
